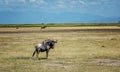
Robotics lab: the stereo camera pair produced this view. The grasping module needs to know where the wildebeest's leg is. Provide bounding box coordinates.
[46,51,49,59]
[36,49,40,59]
[32,49,36,57]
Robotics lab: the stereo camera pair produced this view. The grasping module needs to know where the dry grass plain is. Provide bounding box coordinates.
[0,26,120,72]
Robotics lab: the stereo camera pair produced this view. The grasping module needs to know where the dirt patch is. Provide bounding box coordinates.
[43,60,78,69]
[0,28,120,34]
[89,59,120,66]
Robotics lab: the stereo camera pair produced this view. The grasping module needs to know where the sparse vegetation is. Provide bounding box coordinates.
[0,23,119,28]
[0,26,120,72]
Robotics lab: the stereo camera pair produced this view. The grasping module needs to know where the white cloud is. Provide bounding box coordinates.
[0,0,27,5]
[89,0,120,5]
[29,0,47,5]
[0,0,87,12]
[29,0,36,2]
[0,0,119,13]
[55,0,86,9]
[0,0,47,5]
[0,0,48,10]
[56,0,66,8]
[4,0,9,5]
[78,0,86,5]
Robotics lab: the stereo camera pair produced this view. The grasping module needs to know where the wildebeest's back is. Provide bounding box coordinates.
[35,44,46,52]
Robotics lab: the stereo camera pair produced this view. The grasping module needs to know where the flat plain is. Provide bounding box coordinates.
[0,26,120,72]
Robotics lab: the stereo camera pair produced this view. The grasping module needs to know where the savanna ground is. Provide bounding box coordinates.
[0,26,120,72]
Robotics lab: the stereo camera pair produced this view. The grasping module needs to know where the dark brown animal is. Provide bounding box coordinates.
[41,26,47,29]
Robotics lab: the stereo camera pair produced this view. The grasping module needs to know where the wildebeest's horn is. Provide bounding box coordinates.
[54,40,58,43]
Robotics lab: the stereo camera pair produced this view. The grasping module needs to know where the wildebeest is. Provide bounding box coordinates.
[16,26,19,29]
[41,26,47,29]
[32,39,57,59]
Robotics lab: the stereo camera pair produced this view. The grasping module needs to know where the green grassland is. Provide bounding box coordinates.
[0,26,120,72]
[0,23,120,28]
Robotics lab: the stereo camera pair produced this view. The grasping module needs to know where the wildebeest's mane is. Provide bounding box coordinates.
[42,39,54,49]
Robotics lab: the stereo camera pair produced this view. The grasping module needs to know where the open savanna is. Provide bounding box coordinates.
[0,26,120,72]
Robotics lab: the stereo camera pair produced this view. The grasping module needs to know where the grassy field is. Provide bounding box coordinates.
[0,26,120,72]
[0,23,119,28]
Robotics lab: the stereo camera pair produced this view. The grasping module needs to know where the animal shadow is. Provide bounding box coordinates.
[13,56,31,60]
[38,57,48,60]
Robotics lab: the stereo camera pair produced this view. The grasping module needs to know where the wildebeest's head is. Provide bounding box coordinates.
[50,40,57,49]
[45,39,57,49]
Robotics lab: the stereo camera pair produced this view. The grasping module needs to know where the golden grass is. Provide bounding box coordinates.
[0,26,120,72]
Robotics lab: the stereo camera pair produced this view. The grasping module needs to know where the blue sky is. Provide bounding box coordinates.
[0,0,120,24]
